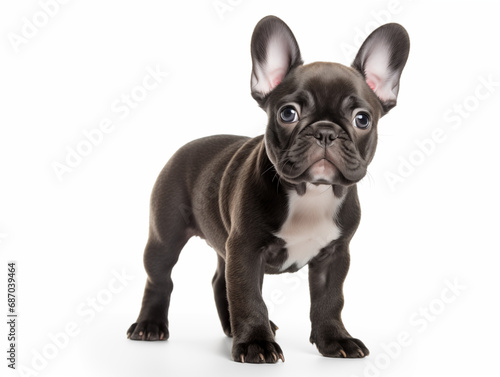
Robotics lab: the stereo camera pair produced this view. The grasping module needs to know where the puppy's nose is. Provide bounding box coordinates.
[314,128,337,147]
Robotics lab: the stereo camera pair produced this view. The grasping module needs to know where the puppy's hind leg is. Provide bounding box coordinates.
[127,235,189,341]
[128,169,194,341]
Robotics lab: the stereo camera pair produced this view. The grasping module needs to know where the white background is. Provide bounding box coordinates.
[1,1,499,376]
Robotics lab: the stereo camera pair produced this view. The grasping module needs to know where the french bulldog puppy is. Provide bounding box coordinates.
[127,15,409,363]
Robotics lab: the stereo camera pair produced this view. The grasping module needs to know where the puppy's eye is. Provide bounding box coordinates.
[280,107,299,123]
[353,112,371,129]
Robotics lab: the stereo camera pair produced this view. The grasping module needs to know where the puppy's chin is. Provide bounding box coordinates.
[308,159,338,185]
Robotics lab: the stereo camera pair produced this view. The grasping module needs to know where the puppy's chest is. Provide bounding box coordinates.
[272,185,342,272]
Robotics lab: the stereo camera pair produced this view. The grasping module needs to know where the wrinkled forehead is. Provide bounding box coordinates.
[275,62,380,113]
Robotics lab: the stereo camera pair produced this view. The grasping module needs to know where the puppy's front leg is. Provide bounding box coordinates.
[226,236,284,363]
[308,244,369,358]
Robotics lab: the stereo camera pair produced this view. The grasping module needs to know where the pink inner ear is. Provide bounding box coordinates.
[266,67,286,92]
[363,44,398,102]
[252,36,292,95]
[272,78,282,87]
[366,79,377,91]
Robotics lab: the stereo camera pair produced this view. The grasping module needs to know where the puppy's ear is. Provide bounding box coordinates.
[352,23,409,113]
[250,16,303,105]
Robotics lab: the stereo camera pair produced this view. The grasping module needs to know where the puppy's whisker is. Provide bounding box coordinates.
[364,170,375,187]
[261,164,276,176]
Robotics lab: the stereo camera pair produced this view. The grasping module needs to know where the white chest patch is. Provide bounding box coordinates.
[275,185,343,271]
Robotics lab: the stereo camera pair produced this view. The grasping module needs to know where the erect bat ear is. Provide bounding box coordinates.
[352,23,410,113]
[250,16,303,105]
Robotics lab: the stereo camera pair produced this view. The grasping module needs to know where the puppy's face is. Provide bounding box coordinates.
[264,62,381,186]
[250,17,409,187]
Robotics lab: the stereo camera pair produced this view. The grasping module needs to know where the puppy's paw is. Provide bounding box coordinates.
[312,336,369,358]
[232,340,285,363]
[127,320,169,341]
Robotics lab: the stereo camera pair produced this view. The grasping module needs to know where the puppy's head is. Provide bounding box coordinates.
[250,16,409,186]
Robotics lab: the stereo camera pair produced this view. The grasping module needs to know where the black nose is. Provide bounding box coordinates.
[314,127,337,147]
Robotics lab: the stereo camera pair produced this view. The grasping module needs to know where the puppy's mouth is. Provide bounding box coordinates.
[274,134,368,186]
[278,154,366,186]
